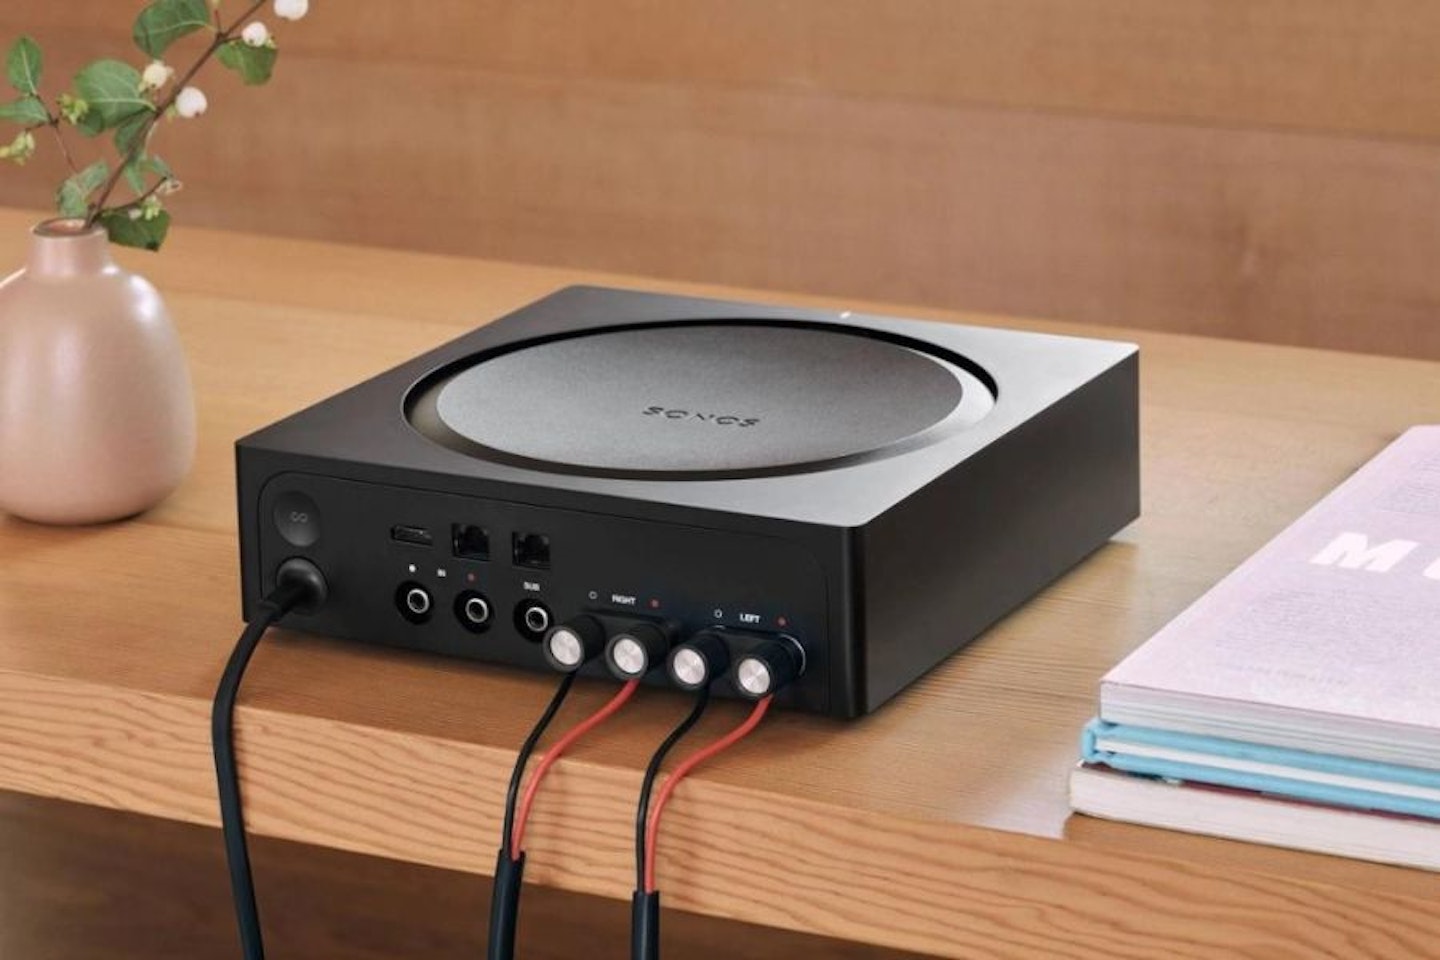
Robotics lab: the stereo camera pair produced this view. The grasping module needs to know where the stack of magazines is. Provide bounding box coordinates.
[1071,426,1440,870]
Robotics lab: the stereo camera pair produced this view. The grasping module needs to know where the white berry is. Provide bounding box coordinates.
[273,0,309,20]
[141,60,174,90]
[175,86,208,119]
[241,22,271,47]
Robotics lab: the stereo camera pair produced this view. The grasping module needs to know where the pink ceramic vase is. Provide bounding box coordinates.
[0,219,195,524]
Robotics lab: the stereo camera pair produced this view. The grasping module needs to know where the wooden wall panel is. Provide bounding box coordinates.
[1,2,1438,358]
[15,1,1440,141]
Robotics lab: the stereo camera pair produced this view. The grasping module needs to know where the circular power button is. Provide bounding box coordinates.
[273,491,320,547]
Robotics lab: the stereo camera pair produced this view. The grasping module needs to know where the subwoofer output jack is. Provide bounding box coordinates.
[515,600,554,642]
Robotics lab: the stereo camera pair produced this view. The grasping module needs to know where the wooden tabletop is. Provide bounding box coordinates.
[2,206,1439,958]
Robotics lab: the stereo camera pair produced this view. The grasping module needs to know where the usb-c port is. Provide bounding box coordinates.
[391,524,433,547]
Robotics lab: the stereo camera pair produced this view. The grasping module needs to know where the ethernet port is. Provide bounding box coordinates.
[452,523,490,561]
[511,532,551,570]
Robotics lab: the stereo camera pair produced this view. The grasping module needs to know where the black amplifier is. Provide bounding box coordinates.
[236,287,1138,717]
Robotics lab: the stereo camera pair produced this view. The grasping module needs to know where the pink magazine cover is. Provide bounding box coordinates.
[1103,426,1440,728]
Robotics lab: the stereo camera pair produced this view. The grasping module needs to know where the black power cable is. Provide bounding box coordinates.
[212,559,327,960]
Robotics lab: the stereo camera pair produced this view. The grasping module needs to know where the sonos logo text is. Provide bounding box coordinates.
[642,405,761,428]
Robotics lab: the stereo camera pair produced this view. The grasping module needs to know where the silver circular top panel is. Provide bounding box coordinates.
[411,324,994,479]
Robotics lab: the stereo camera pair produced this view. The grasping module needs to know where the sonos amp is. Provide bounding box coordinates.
[236,286,1139,717]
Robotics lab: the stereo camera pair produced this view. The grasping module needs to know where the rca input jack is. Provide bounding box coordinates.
[454,590,493,633]
[395,581,433,624]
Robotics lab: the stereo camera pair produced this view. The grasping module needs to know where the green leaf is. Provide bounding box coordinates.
[74,60,152,130]
[124,151,173,195]
[73,107,106,138]
[133,0,212,58]
[121,153,170,190]
[56,159,109,218]
[0,95,47,127]
[100,208,170,252]
[7,36,42,95]
[123,158,146,193]
[114,112,151,155]
[217,40,277,86]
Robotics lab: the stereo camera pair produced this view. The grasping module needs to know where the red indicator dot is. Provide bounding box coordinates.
[466,572,477,583]
[777,616,789,628]
[648,598,661,609]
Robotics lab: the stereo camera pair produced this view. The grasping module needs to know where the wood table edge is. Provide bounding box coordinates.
[1,667,1432,958]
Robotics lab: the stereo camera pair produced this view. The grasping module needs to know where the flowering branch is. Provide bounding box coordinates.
[82,0,269,228]
[0,0,311,251]
[107,174,173,214]
[43,110,81,176]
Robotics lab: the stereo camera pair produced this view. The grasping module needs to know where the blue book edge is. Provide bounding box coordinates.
[1080,718,1440,821]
